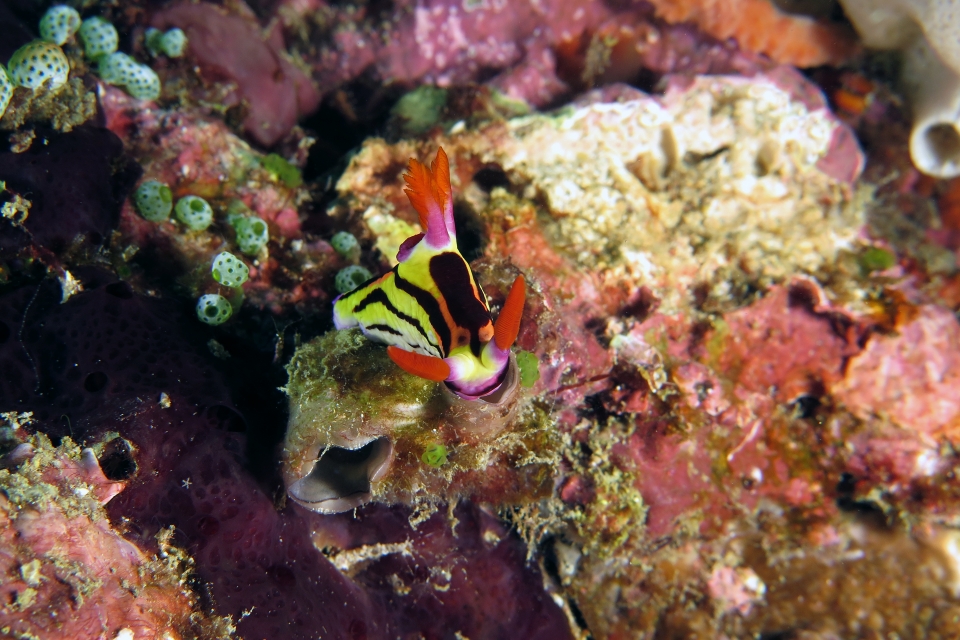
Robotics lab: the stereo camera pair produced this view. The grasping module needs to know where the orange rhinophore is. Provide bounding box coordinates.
[494,275,526,351]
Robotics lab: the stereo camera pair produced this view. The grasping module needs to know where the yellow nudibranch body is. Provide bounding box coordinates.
[333,148,525,401]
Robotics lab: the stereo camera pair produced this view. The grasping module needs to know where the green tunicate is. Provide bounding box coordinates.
[175,195,213,231]
[859,246,896,274]
[144,28,164,57]
[515,350,540,388]
[196,294,233,325]
[262,153,302,188]
[98,52,138,87]
[422,443,447,468]
[160,28,187,57]
[79,17,118,60]
[39,5,81,46]
[134,180,173,222]
[0,67,13,120]
[211,251,249,288]
[391,86,448,136]
[126,63,161,101]
[335,265,373,294]
[330,231,360,261]
[233,216,269,255]
[8,41,69,90]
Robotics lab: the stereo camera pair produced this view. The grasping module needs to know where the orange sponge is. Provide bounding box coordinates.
[647,0,858,67]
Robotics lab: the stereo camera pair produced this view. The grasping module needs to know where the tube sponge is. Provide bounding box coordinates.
[839,0,960,177]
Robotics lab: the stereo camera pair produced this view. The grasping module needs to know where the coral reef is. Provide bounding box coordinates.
[1,0,960,638]
[152,2,321,147]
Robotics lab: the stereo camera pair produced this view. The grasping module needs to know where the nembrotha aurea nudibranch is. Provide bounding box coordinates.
[332,147,526,402]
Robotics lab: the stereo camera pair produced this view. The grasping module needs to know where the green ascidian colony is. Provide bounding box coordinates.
[211,252,249,288]
[0,67,12,118]
[78,17,118,60]
[331,231,361,261]
[135,181,174,222]
[98,53,139,87]
[334,265,373,294]
[125,64,161,101]
[233,216,269,255]
[175,196,213,231]
[160,29,187,57]
[196,294,233,325]
[8,41,69,90]
[39,5,81,46]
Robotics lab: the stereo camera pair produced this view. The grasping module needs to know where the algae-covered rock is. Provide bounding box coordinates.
[0,431,232,640]
[282,329,557,514]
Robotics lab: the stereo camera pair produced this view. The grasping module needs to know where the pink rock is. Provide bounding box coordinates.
[707,565,766,616]
[153,2,321,146]
[0,442,205,639]
[718,285,853,403]
[835,304,960,438]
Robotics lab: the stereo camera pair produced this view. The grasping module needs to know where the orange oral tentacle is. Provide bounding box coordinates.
[387,346,451,382]
[494,275,526,351]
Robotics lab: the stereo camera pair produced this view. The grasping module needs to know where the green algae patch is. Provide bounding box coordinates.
[516,350,540,387]
[421,443,448,467]
[858,246,897,274]
[262,153,303,188]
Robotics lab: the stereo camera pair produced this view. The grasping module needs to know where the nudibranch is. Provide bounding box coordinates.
[332,147,525,402]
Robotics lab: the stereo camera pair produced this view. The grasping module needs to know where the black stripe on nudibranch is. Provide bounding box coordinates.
[430,252,491,335]
[392,268,452,356]
[366,323,403,336]
[352,289,437,351]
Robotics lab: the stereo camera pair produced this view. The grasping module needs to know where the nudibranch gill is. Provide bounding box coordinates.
[332,147,525,401]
